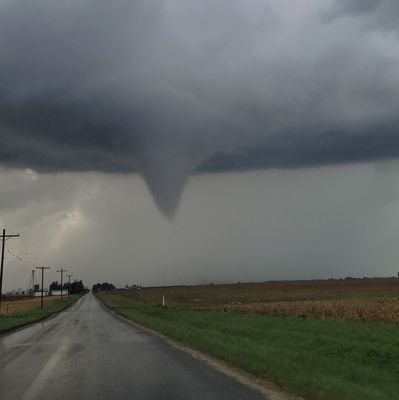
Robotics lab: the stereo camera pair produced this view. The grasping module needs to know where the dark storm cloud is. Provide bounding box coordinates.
[1,0,399,215]
[201,120,399,171]
[325,0,382,17]
[324,0,399,30]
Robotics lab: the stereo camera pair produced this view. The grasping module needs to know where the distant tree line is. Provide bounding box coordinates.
[92,282,115,292]
[49,280,87,294]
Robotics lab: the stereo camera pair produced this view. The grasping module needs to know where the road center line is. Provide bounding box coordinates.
[21,338,70,400]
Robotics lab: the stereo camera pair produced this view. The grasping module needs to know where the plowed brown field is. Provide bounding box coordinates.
[117,278,399,323]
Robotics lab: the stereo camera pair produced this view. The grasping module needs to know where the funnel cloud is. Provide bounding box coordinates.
[1,0,399,215]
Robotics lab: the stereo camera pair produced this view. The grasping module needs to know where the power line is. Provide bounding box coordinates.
[0,229,20,309]
[36,267,50,309]
[6,249,32,264]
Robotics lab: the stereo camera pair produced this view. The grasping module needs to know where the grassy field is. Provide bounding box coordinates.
[99,279,399,400]
[118,278,399,323]
[0,295,80,334]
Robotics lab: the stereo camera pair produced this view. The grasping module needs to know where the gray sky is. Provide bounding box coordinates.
[1,0,399,290]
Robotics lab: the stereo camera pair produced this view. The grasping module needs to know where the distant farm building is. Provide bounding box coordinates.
[49,289,69,296]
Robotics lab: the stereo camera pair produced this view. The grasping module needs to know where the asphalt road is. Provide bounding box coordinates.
[0,293,265,400]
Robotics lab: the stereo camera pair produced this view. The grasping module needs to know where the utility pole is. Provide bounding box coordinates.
[36,267,50,309]
[67,274,72,297]
[0,229,20,310]
[30,269,35,294]
[56,268,67,301]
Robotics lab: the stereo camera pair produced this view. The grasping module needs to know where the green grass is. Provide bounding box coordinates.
[100,293,399,400]
[0,295,81,334]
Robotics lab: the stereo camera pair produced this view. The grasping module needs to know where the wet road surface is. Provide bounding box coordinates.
[0,293,265,400]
